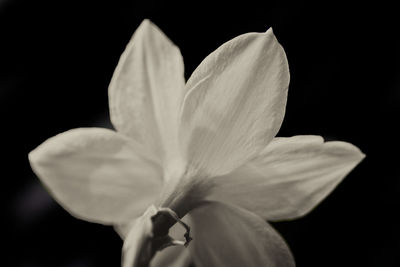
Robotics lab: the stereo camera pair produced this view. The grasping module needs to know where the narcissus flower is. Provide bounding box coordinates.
[29,19,365,267]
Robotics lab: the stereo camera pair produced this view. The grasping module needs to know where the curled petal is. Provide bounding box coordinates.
[207,136,365,221]
[188,202,295,267]
[109,19,186,165]
[29,128,162,224]
[180,28,289,177]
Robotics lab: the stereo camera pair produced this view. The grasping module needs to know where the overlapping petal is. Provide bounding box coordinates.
[206,136,365,221]
[187,202,295,267]
[180,28,289,177]
[109,19,185,165]
[29,17,367,267]
[29,128,162,224]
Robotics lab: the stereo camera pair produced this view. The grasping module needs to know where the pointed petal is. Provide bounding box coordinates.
[180,28,289,176]
[29,128,162,224]
[206,136,365,221]
[187,202,295,267]
[109,19,185,164]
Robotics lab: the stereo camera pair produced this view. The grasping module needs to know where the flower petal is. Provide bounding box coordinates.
[206,136,365,221]
[109,19,185,164]
[187,202,295,267]
[29,128,162,224]
[180,28,289,176]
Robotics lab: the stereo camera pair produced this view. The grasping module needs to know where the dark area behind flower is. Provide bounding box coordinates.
[1,0,398,266]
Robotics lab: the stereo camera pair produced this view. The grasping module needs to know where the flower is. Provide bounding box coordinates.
[29,19,365,267]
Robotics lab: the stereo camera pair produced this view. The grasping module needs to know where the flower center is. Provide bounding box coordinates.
[151,207,192,250]
[132,206,192,267]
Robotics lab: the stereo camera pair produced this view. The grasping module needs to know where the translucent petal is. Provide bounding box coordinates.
[206,136,365,221]
[109,19,185,165]
[180,28,289,177]
[29,128,162,224]
[187,202,295,267]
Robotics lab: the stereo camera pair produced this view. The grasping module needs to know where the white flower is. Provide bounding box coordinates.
[29,19,365,267]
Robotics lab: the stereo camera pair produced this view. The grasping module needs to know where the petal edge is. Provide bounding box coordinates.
[206,136,365,221]
[29,128,162,224]
[180,29,290,177]
[188,202,295,267]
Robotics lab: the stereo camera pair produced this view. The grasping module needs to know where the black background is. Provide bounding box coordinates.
[1,0,398,266]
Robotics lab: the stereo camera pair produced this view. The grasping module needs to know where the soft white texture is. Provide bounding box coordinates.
[207,135,365,221]
[28,19,365,267]
[187,202,295,267]
[29,128,162,224]
[109,19,185,167]
[181,28,289,177]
